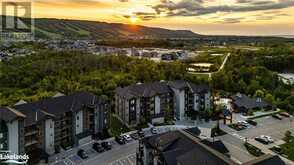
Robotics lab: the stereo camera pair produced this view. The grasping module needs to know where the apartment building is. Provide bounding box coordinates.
[0,91,109,159]
[115,81,174,127]
[115,80,212,127]
[168,80,212,120]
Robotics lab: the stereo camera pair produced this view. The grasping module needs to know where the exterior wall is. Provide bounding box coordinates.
[125,99,130,125]
[136,98,141,125]
[75,110,83,135]
[205,92,211,110]
[94,104,108,134]
[151,117,164,124]
[171,88,182,120]
[44,119,55,154]
[7,120,19,154]
[194,93,200,111]
[178,90,186,120]
[155,96,161,115]
[0,120,8,151]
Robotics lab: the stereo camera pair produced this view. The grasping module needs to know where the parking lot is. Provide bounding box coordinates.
[109,154,136,165]
[50,127,172,165]
[51,139,138,165]
[216,114,294,163]
[238,115,294,141]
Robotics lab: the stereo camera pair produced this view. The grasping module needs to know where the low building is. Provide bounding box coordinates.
[115,80,212,127]
[137,129,286,165]
[0,91,109,161]
[231,93,274,113]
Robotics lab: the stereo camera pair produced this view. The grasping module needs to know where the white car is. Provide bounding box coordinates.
[261,135,274,143]
[122,134,132,142]
[151,127,158,134]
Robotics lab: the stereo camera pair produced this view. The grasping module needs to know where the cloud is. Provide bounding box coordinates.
[122,12,158,21]
[152,0,294,17]
[216,17,245,24]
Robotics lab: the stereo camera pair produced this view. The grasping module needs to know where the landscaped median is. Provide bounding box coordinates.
[244,142,265,157]
[246,109,281,120]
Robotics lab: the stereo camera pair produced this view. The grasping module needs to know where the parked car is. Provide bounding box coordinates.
[151,127,158,134]
[255,137,269,144]
[77,149,88,159]
[246,119,257,126]
[130,133,139,140]
[138,130,145,138]
[101,142,112,150]
[115,136,126,145]
[279,112,290,118]
[272,114,282,120]
[92,142,104,153]
[261,135,274,143]
[240,121,250,127]
[122,134,132,142]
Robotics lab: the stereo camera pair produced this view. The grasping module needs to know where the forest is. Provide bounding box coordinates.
[0,43,293,114]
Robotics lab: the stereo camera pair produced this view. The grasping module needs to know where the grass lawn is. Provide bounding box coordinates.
[280,136,294,161]
[109,114,132,136]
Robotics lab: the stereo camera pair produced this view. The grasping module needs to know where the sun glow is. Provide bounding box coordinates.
[130,16,138,24]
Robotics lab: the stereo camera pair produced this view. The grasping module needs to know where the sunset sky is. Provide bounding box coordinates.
[3,0,294,35]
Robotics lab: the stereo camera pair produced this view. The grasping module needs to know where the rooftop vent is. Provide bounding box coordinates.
[236,93,242,98]
[136,82,142,85]
[256,97,262,103]
[14,100,27,106]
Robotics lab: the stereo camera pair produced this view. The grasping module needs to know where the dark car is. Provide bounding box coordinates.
[101,142,112,150]
[115,136,126,145]
[272,114,282,120]
[255,137,269,144]
[246,119,257,126]
[77,149,88,159]
[279,112,290,117]
[92,143,105,153]
[138,130,145,138]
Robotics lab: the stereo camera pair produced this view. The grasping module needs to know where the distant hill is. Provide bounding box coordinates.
[29,18,200,40]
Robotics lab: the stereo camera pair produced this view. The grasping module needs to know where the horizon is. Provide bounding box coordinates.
[1,0,294,36]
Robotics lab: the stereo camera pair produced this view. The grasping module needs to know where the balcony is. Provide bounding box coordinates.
[150,112,165,119]
[25,130,38,136]
[25,139,38,147]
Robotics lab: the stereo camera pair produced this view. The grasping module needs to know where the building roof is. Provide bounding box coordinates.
[14,91,106,126]
[168,80,210,93]
[143,130,235,165]
[116,81,172,99]
[116,80,210,99]
[0,107,26,122]
[231,94,271,110]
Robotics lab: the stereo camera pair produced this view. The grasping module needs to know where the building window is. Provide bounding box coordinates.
[0,133,3,139]
[77,116,79,120]
[131,99,135,104]
[0,144,3,149]
[77,124,79,128]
